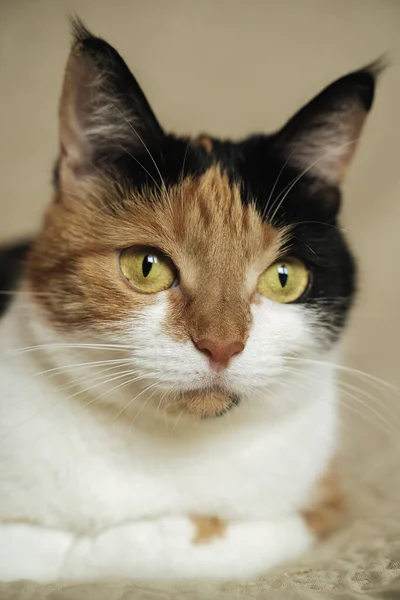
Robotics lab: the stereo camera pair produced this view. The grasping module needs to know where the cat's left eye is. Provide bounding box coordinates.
[257,257,309,304]
[119,247,177,294]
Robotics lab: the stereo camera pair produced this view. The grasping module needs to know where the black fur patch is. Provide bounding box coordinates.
[0,241,31,316]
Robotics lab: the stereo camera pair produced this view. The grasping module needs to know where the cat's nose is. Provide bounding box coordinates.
[194,338,245,373]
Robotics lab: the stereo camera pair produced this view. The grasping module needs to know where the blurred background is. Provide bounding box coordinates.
[1,0,400,501]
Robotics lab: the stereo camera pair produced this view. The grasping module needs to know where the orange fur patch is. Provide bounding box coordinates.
[162,166,282,346]
[191,516,226,544]
[165,389,236,418]
[302,461,345,539]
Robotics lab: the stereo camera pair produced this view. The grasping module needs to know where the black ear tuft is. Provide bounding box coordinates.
[274,59,385,186]
[350,57,386,110]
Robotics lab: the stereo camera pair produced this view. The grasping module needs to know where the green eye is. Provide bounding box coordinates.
[119,247,177,294]
[257,258,309,303]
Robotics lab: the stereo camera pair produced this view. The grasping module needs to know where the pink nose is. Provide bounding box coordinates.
[194,338,245,373]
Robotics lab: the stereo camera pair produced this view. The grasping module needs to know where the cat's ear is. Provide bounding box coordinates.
[274,62,383,186]
[58,19,164,186]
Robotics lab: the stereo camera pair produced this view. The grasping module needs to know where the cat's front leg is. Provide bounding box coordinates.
[62,514,313,581]
[0,515,314,582]
[0,523,75,582]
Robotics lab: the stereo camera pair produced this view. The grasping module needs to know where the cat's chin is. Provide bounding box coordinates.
[165,388,241,419]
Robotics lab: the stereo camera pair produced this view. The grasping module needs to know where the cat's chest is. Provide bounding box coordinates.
[1,376,336,531]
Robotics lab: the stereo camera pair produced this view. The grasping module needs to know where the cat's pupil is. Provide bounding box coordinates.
[142,255,155,278]
[278,265,289,288]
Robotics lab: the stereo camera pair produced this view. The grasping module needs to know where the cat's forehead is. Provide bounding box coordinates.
[112,163,285,282]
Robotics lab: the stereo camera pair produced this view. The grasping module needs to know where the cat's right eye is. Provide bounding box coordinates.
[119,247,177,294]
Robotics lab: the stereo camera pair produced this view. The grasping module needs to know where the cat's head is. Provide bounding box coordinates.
[27,20,380,418]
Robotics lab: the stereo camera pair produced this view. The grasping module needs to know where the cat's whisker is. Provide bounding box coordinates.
[116,142,165,197]
[32,358,133,380]
[291,235,318,258]
[30,374,157,446]
[276,375,397,447]
[74,373,154,414]
[55,366,142,395]
[66,369,154,404]
[179,140,191,209]
[0,360,136,410]
[291,220,346,232]
[337,398,400,447]
[337,391,400,448]
[284,356,397,392]
[171,407,184,432]
[129,385,163,427]
[158,388,179,428]
[262,149,295,220]
[61,371,158,418]
[1,369,154,437]
[281,362,396,418]
[6,342,133,357]
[2,366,138,409]
[0,291,36,296]
[340,391,400,441]
[156,387,170,417]
[338,378,397,421]
[278,366,400,446]
[112,381,161,424]
[0,290,75,297]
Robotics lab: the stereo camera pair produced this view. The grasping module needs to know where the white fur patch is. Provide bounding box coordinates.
[0,515,312,582]
[0,293,338,581]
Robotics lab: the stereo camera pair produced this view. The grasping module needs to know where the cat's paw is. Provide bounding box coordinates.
[62,514,313,580]
[187,514,314,579]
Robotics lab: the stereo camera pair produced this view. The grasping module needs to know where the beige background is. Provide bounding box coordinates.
[1,1,400,596]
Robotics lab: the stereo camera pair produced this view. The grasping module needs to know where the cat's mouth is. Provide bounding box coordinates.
[165,388,241,419]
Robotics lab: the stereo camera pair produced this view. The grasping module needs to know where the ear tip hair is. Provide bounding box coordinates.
[337,57,387,113]
[363,55,389,80]
[353,55,388,111]
[69,15,94,46]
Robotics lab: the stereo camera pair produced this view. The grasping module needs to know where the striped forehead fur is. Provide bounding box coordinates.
[27,165,284,336]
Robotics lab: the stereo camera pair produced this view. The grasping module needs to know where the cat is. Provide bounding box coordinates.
[0,19,380,582]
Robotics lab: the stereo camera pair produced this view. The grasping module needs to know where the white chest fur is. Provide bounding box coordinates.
[0,298,337,529]
[0,297,338,581]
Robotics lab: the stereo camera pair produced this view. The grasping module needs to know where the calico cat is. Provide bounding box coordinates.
[0,20,379,582]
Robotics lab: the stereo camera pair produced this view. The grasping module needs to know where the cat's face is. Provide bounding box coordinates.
[27,21,378,417]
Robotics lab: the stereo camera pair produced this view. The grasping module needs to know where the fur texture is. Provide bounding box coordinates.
[0,20,379,582]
